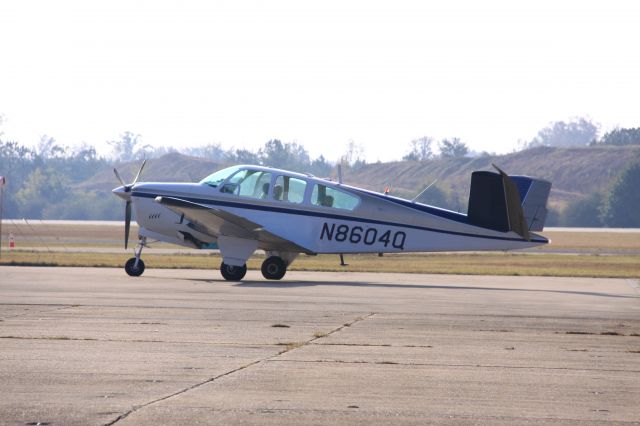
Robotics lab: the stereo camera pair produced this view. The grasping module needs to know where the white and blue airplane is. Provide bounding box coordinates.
[112,162,551,280]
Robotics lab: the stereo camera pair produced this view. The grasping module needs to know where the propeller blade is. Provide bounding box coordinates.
[133,159,147,185]
[124,200,131,250]
[113,168,126,187]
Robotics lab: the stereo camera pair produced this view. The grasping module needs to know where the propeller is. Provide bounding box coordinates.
[112,160,146,249]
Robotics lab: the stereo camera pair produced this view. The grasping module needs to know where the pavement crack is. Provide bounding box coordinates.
[273,313,376,355]
[268,358,640,373]
[104,312,376,425]
[0,304,76,320]
[313,342,433,348]
[104,358,264,425]
[310,313,376,343]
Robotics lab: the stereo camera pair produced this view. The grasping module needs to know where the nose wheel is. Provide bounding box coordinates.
[124,236,147,277]
[125,257,145,276]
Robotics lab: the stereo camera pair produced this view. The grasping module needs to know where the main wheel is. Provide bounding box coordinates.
[125,258,145,277]
[261,256,287,280]
[220,262,247,281]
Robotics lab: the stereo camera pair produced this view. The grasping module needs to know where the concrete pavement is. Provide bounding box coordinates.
[1,267,639,425]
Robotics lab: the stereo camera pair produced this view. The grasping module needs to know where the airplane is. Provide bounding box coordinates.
[112,162,551,280]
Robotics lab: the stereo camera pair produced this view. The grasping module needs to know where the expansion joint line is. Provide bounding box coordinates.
[310,312,376,343]
[104,312,376,426]
[104,358,264,426]
[1,304,77,320]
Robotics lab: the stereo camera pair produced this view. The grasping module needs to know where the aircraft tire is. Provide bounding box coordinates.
[125,258,145,277]
[261,256,286,280]
[220,262,247,281]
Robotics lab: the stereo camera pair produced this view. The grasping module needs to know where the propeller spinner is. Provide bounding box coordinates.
[112,160,146,249]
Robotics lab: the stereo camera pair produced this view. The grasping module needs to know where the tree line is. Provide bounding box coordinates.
[0,137,112,220]
[514,118,640,227]
[0,134,362,220]
[553,159,640,228]
[1,118,640,225]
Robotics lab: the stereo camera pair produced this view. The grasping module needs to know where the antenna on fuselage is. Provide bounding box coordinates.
[336,165,346,265]
[412,179,438,203]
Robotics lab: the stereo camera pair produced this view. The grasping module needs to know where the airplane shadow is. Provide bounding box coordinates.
[221,280,638,300]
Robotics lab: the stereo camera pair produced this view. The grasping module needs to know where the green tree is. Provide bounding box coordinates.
[14,168,68,218]
[68,144,109,182]
[403,136,434,161]
[601,159,640,227]
[36,135,69,160]
[42,189,121,220]
[108,132,150,162]
[259,139,312,171]
[186,143,228,162]
[543,207,561,227]
[527,117,598,148]
[439,138,469,158]
[597,127,640,146]
[231,148,261,164]
[340,140,366,168]
[560,193,604,227]
[310,154,333,176]
[0,140,36,217]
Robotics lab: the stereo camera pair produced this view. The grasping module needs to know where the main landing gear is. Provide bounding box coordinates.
[220,262,247,281]
[124,236,147,277]
[218,256,290,281]
[261,256,287,280]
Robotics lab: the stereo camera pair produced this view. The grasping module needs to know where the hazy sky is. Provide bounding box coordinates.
[1,0,639,162]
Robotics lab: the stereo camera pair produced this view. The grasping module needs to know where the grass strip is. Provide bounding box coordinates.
[1,251,638,279]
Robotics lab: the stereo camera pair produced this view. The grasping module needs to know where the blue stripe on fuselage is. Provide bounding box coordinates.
[344,187,469,223]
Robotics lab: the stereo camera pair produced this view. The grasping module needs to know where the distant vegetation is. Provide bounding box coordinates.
[595,127,640,146]
[0,134,340,220]
[522,117,599,149]
[1,117,640,227]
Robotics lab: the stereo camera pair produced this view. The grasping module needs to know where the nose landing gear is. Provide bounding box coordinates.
[124,236,147,277]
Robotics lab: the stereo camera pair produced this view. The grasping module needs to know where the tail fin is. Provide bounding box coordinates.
[467,165,551,239]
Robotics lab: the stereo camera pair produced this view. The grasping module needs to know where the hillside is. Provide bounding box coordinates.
[82,145,640,212]
[75,152,222,193]
[344,145,640,210]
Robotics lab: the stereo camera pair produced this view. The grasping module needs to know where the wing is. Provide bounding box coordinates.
[155,196,313,254]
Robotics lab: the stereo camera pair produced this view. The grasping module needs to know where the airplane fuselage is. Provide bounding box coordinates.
[113,164,550,279]
[129,170,547,255]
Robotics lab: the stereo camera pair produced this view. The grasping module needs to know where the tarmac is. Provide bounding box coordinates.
[1,266,639,425]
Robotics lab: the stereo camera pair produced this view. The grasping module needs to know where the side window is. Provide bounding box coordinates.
[311,184,359,210]
[273,175,307,203]
[221,169,272,199]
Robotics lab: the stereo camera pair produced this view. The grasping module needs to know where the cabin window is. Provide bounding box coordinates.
[311,184,359,210]
[220,169,272,199]
[273,175,306,203]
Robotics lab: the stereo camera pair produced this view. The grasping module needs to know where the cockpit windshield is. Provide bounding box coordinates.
[199,166,241,187]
